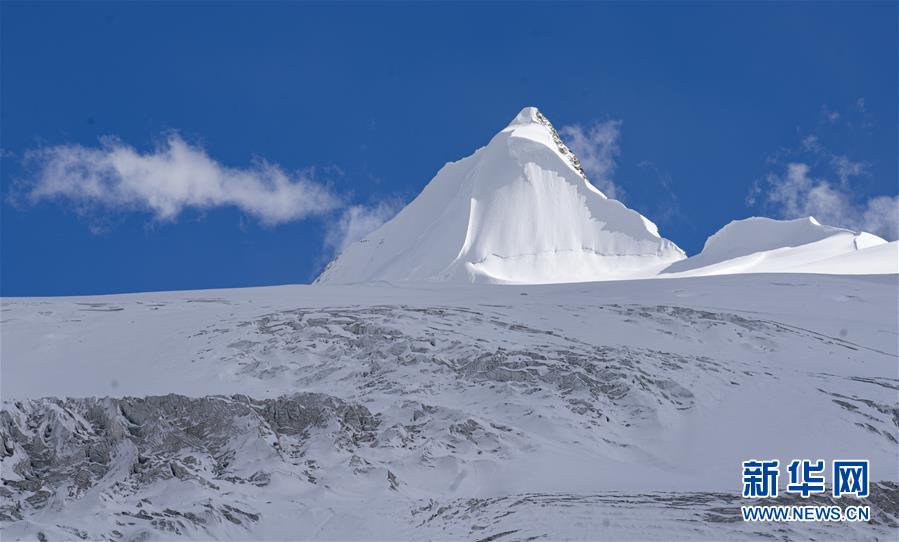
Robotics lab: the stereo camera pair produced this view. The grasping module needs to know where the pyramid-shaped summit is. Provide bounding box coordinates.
[317,107,686,284]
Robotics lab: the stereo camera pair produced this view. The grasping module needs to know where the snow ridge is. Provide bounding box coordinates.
[663,216,896,276]
[533,108,590,183]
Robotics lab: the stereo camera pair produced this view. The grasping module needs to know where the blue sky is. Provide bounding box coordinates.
[2,2,896,296]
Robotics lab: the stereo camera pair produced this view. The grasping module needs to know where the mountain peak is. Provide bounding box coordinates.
[507,106,542,127]
[316,107,685,285]
[503,107,591,188]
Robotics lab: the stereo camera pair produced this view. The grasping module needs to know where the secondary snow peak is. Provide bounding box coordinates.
[316,107,686,285]
[662,216,896,276]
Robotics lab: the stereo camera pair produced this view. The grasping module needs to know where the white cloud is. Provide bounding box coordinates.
[750,105,896,240]
[323,200,402,254]
[800,134,824,154]
[830,155,868,187]
[753,162,898,240]
[559,120,623,200]
[820,105,840,123]
[20,133,342,225]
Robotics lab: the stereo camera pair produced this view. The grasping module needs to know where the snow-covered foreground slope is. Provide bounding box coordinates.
[316,107,685,285]
[663,217,897,276]
[2,275,897,540]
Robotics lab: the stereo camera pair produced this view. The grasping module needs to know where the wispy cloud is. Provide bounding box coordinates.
[820,105,840,124]
[749,103,897,240]
[830,154,869,186]
[16,133,342,225]
[559,120,623,200]
[323,200,402,255]
[750,163,897,239]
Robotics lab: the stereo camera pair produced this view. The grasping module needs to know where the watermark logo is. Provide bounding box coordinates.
[742,459,779,498]
[741,458,870,522]
[833,460,869,498]
[786,459,825,497]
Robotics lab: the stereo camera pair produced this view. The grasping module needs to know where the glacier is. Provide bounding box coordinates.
[2,276,897,540]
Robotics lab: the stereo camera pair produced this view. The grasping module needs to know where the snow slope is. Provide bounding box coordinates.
[316,107,685,284]
[788,239,899,274]
[2,276,897,540]
[663,216,897,277]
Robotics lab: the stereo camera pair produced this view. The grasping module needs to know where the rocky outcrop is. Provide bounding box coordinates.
[0,393,377,530]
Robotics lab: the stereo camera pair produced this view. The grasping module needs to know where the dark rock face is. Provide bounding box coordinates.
[534,109,589,182]
[0,393,378,529]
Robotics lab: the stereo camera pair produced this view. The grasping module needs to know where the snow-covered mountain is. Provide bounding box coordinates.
[316,107,685,285]
[317,107,893,285]
[2,107,898,541]
[663,217,898,276]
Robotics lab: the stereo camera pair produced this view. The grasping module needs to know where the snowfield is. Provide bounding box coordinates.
[2,275,897,540]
